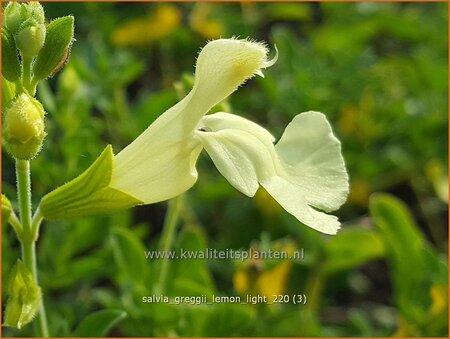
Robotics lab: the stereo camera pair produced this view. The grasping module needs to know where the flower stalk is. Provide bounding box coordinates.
[155,195,183,294]
[15,160,49,337]
[21,57,32,93]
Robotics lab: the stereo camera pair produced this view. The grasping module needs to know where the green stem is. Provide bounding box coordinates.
[31,207,44,241]
[300,258,326,336]
[22,57,33,93]
[156,195,183,294]
[14,80,24,94]
[36,292,49,337]
[16,160,49,337]
[304,264,325,314]
[16,160,32,237]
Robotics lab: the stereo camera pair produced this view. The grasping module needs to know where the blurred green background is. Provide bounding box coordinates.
[2,2,448,337]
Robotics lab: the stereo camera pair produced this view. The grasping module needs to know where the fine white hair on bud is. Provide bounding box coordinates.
[192,38,271,107]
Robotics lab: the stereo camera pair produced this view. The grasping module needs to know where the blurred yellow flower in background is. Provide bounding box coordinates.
[347,178,370,207]
[425,160,448,203]
[257,261,292,297]
[338,104,359,137]
[429,284,448,317]
[112,5,180,47]
[189,3,223,39]
[233,241,296,300]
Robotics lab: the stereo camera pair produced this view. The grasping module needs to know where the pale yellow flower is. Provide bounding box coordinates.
[42,38,348,234]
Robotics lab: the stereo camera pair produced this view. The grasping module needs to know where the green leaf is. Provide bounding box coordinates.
[42,256,108,290]
[201,304,253,336]
[40,145,142,220]
[74,309,127,337]
[111,227,148,285]
[369,193,432,324]
[33,16,74,80]
[1,29,21,82]
[3,260,42,329]
[323,227,385,274]
[170,226,215,295]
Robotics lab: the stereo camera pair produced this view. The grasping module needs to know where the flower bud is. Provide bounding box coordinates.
[4,2,24,34]
[4,2,45,34]
[15,19,46,60]
[26,2,45,25]
[3,260,42,329]
[15,21,46,60]
[4,93,47,160]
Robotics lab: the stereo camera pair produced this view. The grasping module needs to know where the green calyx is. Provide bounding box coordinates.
[33,16,75,80]
[3,260,42,329]
[4,93,47,160]
[40,145,143,220]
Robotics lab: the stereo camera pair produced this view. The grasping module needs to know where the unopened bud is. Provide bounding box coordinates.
[26,2,45,25]
[16,21,46,60]
[3,260,42,329]
[4,93,47,160]
[4,2,24,34]
[4,2,45,34]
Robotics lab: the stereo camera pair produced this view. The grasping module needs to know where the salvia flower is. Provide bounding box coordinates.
[41,38,348,234]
